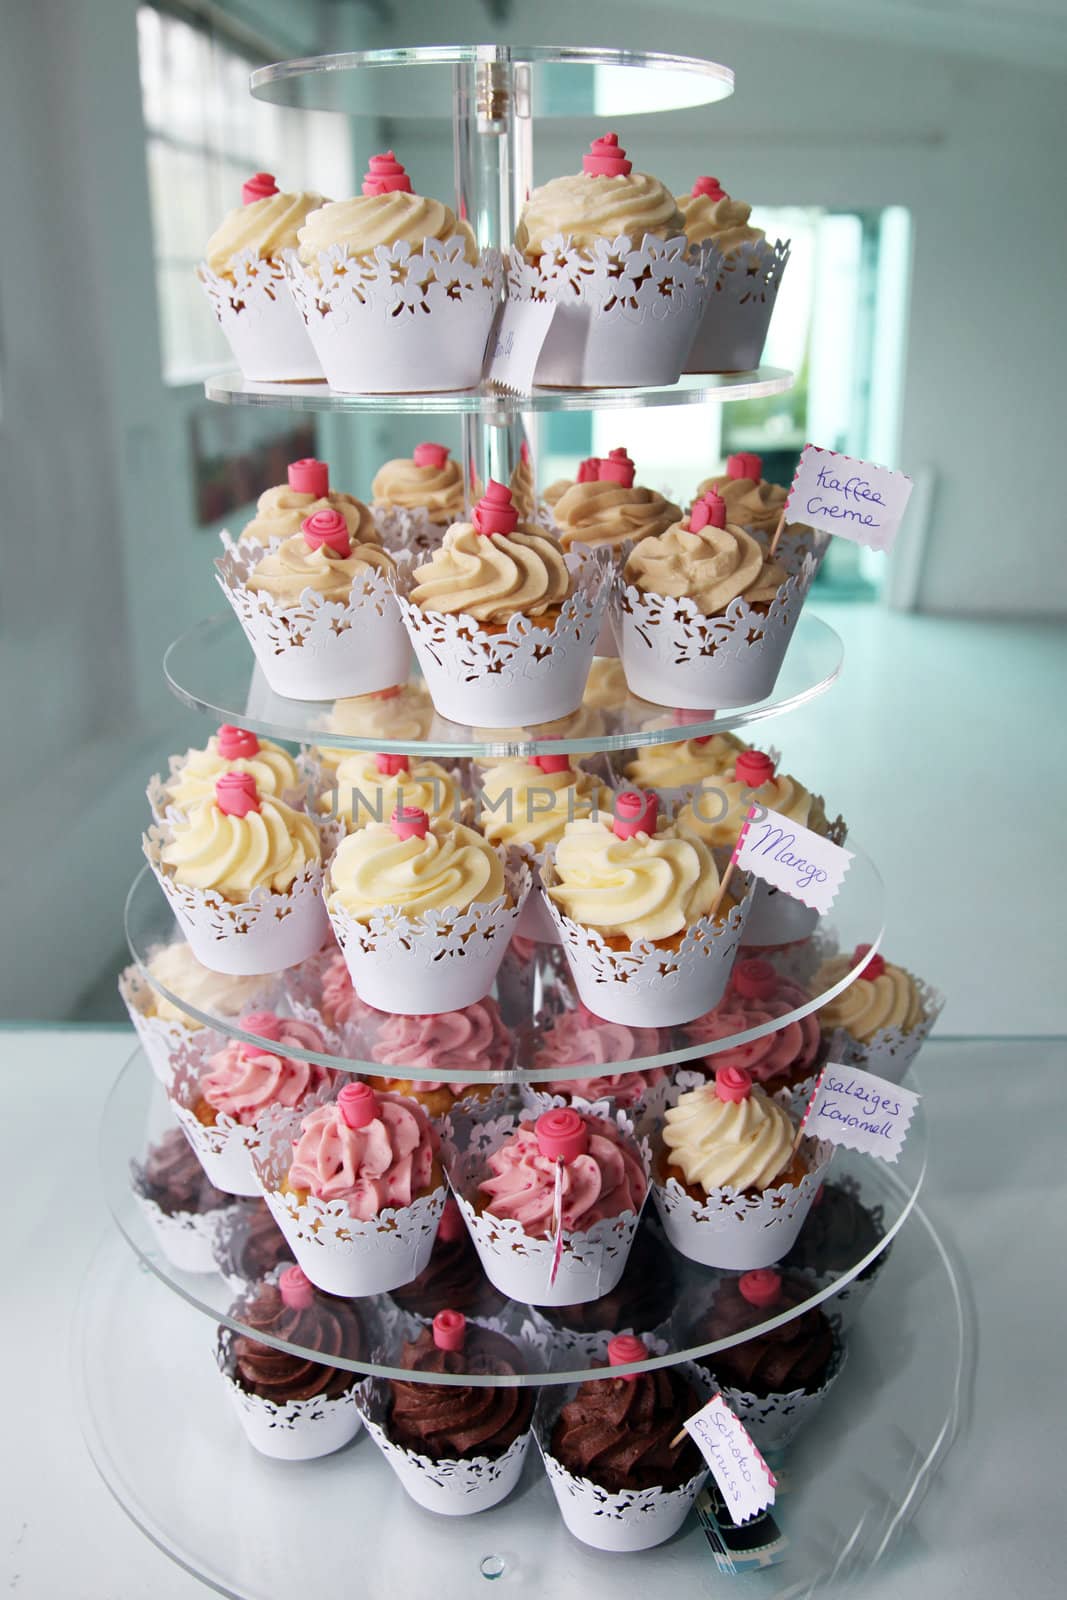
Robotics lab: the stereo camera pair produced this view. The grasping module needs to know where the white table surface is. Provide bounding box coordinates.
[4,1027,1063,1599]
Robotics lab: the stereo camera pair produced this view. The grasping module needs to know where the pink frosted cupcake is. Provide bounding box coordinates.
[169,1011,335,1197]
[686,957,823,1111]
[523,1004,665,1116]
[318,948,381,1035]
[367,999,512,1118]
[255,1081,447,1295]
[449,1108,648,1307]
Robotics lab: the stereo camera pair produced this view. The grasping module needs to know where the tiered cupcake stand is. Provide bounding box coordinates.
[79,45,968,1598]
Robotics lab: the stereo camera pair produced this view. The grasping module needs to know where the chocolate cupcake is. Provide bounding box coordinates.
[215,1200,295,1287]
[131,1128,236,1275]
[783,1180,885,1283]
[388,1198,506,1323]
[230,1272,365,1404]
[388,1316,533,1461]
[551,1360,701,1493]
[693,1268,834,1397]
[536,1218,674,1347]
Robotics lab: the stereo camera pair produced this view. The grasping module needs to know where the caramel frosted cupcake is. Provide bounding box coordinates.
[552,449,681,558]
[696,451,787,535]
[150,724,304,819]
[246,509,393,605]
[623,494,785,617]
[509,439,537,521]
[240,457,376,547]
[409,488,572,629]
[371,441,466,553]
[678,178,789,376]
[814,945,939,1081]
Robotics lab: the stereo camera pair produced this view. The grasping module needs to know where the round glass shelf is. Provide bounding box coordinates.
[102,1047,924,1387]
[163,612,843,758]
[78,1199,965,1597]
[125,851,885,1082]
[249,45,733,120]
[204,367,794,415]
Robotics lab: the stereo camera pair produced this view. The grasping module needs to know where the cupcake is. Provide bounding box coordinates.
[144,773,329,974]
[509,440,537,522]
[542,790,751,1027]
[119,941,271,1087]
[449,1107,648,1307]
[388,1198,507,1323]
[783,1178,890,1327]
[168,1011,334,1197]
[687,1268,844,1452]
[366,997,512,1118]
[254,1081,446,1296]
[216,504,409,701]
[676,178,790,374]
[653,1067,830,1270]
[813,946,941,1082]
[130,1127,237,1274]
[522,1003,665,1117]
[696,453,823,566]
[321,749,462,835]
[198,172,325,381]
[686,956,824,1112]
[213,1199,295,1289]
[239,457,376,548]
[317,948,381,1036]
[478,753,614,940]
[287,151,499,393]
[510,134,702,387]
[310,682,435,774]
[551,450,681,558]
[325,806,527,1014]
[621,728,747,801]
[536,1336,708,1552]
[148,724,304,821]
[359,1311,534,1515]
[395,482,607,728]
[525,1217,674,1363]
[617,490,814,709]
[542,457,597,512]
[216,1266,365,1460]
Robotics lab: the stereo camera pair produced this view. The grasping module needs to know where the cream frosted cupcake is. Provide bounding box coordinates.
[311,683,435,774]
[814,946,941,1081]
[617,490,812,708]
[324,806,528,1014]
[144,772,329,974]
[677,177,790,374]
[622,729,747,801]
[322,750,463,834]
[119,940,272,1087]
[552,449,681,559]
[395,482,607,727]
[654,1066,829,1269]
[542,790,751,1027]
[509,134,702,387]
[240,457,376,548]
[371,441,466,554]
[216,504,409,700]
[148,725,304,822]
[287,152,499,393]
[198,173,326,381]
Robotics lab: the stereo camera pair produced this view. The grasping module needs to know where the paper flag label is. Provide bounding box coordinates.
[683,1395,776,1526]
[736,805,853,913]
[784,445,913,552]
[802,1064,920,1163]
[484,299,556,393]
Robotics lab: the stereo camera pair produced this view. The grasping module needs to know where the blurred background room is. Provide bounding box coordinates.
[1,0,1065,1032]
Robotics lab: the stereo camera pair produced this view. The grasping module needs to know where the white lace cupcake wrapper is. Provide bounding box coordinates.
[197,248,322,382]
[216,1327,363,1461]
[130,1190,238,1276]
[714,1334,847,1455]
[118,964,198,1089]
[685,237,790,374]
[519,1309,671,1370]
[828,979,944,1084]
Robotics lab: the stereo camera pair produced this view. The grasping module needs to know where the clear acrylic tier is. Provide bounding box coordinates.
[103,1048,924,1386]
[248,44,733,119]
[163,613,843,758]
[203,368,795,415]
[77,1200,966,1598]
[124,860,885,1082]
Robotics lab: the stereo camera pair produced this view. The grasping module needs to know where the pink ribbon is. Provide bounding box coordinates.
[548,1157,565,1287]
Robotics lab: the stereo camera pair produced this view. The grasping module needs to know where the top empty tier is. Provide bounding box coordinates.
[249,45,734,119]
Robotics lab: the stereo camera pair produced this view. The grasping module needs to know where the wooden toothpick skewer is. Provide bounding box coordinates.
[705,803,759,922]
[767,504,788,559]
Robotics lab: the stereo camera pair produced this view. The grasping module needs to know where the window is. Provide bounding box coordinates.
[137,5,352,385]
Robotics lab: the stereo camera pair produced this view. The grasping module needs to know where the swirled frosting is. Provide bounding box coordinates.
[685,988,821,1087]
[814,955,925,1042]
[240,485,377,547]
[551,1367,702,1492]
[164,735,301,813]
[677,769,814,850]
[314,684,435,772]
[547,816,719,944]
[410,521,571,623]
[695,469,786,534]
[140,1128,227,1215]
[205,190,327,275]
[624,733,746,792]
[542,477,573,509]
[371,455,465,523]
[692,1274,833,1397]
[369,999,510,1094]
[515,172,686,256]
[200,1016,332,1125]
[552,480,682,555]
[224,1202,294,1281]
[479,1115,646,1238]
[159,794,321,901]
[145,942,269,1027]
[298,192,477,270]
[230,1280,364,1403]
[535,1006,664,1108]
[319,951,380,1030]
[388,1325,533,1459]
[509,457,536,521]
[478,759,613,854]
[247,529,394,605]
[624,518,787,615]
[287,1092,439,1220]
[677,193,765,253]
[327,753,461,833]
[327,818,504,922]
[662,1080,796,1193]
